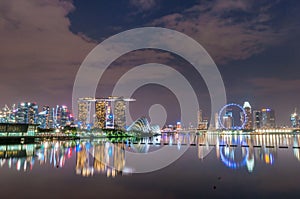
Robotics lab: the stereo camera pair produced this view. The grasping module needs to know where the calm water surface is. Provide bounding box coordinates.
[1,133,300,199]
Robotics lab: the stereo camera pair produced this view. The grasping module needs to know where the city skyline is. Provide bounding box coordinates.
[0,1,300,126]
[1,99,299,130]
[1,1,300,198]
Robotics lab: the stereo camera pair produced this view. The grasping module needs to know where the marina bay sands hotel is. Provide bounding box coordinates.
[77,97,135,130]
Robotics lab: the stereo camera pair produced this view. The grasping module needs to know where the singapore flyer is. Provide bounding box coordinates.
[218,103,247,130]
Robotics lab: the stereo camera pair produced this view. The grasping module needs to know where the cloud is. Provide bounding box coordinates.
[211,0,251,12]
[151,0,290,64]
[0,0,96,106]
[248,78,300,95]
[130,0,157,11]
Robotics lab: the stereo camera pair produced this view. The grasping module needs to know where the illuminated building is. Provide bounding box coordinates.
[109,96,135,129]
[291,108,299,128]
[0,104,16,123]
[113,98,126,129]
[215,113,219,129]
[16,102,38,124]
[198,110,203,124]
[222,115,233,129]
[127,117,151,133]
[176,121,182,130]
[221,108,233,129]
[261,108,276,128]
[38,106,50,129]
[253,110,262,129]
[77,97,134,129]
[197,109,208,130]
[106,104,114,129]
[95,101,107,128]
[43,106,50,128]
[55,105,62,127]
[48,108,55,128]
[28,103,38,124]
[56,105,69,127]
[241,101,252,130]
[77,98,94,129]
[39,105,71,128]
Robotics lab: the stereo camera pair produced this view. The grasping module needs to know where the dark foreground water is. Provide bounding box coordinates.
[1,133,300,199]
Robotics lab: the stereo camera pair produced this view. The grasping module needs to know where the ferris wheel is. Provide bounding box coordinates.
[218,103,247,130]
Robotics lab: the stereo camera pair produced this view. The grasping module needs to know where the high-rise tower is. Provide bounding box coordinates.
[113,97,126,129]
[77,98,93,129]
[261,108,276,128]
[253,110,261,129]
[242,101,252,130]
[291,108,299,128]
[95,100,107,129]
[16,102,38,124]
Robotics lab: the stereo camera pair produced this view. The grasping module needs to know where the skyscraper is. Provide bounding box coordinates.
[113,98,126,129]
[242,101,252,130]
[253,110,262,129]
[261,108,276,128]
[198,110,203,124]
[95,100,107,129]
[291,108,299,128]
[215,112,219,129]
[38,105,50,129]
[49,108,55,129]
[197,109,208,130]
[59,105,69,127]
[16,102,38,124]
[222,115,233,129]
[225,109,234,127]
[55,105,62,127]
[78,98,93,129]
[43,106,50,128]
[77,97,134,129]
[28,102,38,124]
[105,104,114,129]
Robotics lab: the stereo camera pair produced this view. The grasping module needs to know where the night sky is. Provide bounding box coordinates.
[1,0,300,126]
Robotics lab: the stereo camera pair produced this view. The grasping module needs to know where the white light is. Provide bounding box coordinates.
[243,101,251,109]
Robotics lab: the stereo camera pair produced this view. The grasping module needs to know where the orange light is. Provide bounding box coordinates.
[265,154,270,164]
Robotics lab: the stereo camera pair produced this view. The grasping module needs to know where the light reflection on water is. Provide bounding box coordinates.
[1,133,300,176]
[2,133,300,199]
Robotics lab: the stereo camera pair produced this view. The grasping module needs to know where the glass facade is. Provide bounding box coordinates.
[16,102,38,124]
[261,108,276,128]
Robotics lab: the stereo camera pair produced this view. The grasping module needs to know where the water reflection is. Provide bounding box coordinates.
[0,144,36,171]
[36,141,74,168]
[197,133,296,172]
[1,133,300,176]
[76,141,126,177]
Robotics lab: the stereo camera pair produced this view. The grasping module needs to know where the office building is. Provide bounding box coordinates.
[253,110,262,129]
[215,112,219,129]
[16,102,38,124]
[57,105,69,127]
[222,115,233,129]
[242,101,252,130]
[291,108,299,128]
[261,108,276,128]
[197,109,208,130]
[38,106,50,129]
